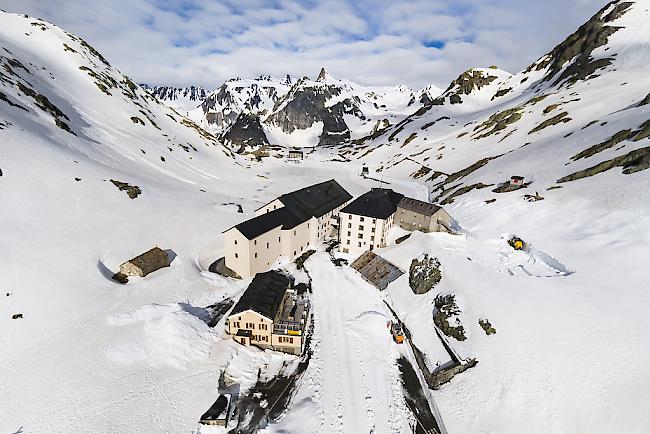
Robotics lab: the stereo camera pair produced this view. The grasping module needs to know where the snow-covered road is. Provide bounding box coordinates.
[268,252,413,433]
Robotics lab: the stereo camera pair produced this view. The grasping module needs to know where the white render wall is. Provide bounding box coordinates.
[225,199,350,278]
[339,211,394,255]
[254,198,285,216]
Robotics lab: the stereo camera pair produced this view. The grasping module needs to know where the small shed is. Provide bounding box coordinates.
[119,247,170,277]
[361,166,369,176]
[288,149,304,161]
[509,176,525,186]
[199,393,232,426]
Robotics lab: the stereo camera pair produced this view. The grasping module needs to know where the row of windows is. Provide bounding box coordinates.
[234,321,268,331]
[346,215,376,224]
[278,336,294,344]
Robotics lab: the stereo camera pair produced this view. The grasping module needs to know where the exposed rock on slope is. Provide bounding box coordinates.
[409,255,441,294]
[222,112,269,150]
[528,1,634,86]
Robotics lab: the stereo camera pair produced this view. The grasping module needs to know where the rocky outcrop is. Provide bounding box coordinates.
[473,107,523,139]
[528,1,634,86]
[266,77,358,146]
[433,294,466,341]
[222,112,269,150]
[571,120,650,160]
[434,69,499,105]
[479,319,496,335]
[529,111,572,134]
[141,85,206,104]
[409,255,441,294]
[110,179,141,199]
[558,146,650,182]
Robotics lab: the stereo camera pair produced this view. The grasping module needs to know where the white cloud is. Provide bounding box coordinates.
[0,0,611,89]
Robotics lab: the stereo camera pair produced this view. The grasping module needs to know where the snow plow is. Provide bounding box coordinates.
[508,236,525,251]
[387,320,405,344]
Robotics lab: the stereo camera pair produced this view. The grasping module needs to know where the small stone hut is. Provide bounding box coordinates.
[119,247,170,277]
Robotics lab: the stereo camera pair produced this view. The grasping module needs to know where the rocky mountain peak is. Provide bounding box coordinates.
[316,67,333,82]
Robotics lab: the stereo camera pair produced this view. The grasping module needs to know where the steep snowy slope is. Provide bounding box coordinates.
[350,0,650,204]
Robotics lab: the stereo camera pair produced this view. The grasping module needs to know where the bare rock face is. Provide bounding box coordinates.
[430,69,499,105]
[528,1,634,86]
[222,112,268,150]
[265,79,359,146]
[141,85,206,103]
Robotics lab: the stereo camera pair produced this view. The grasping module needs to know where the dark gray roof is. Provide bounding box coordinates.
[397,197,442,216]
[277,179,352,220]
[232,179,351,240]
[341,188,404,219]
[234,207,303,240]
[230,271,290,320]
[124,247,170,274]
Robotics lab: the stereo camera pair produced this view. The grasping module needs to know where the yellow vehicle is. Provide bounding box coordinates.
[508,236,525,251]
[387,321,405,344]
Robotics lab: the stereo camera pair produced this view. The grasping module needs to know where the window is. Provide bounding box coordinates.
[234,240,237,245]
[300,246,303,252]
[348,215,352,219]
[254,240,257,245]
[294,230,296,236]
[294,250,297,256]
[266,242,269,249]
[289,337,294,344]
[371,227,375,233]
[255,252,258,258]
[372,219,376,223]
[346,240,350,245]
[358,233,363,239]
[235,253,239,258]
[348,223,351,228]
[360,217,364,222]
[347,231,351,236]
[278,236,281,242]
[358,242,362,247]
[359,225,364,231]
[371,236,374,241]
[308,223,310,228]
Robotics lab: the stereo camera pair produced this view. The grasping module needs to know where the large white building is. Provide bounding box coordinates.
[339,188,404,255]
[223,180,352,278]
[339,188,452,255]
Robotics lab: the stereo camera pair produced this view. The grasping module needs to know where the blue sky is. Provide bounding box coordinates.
[0,0,609,89]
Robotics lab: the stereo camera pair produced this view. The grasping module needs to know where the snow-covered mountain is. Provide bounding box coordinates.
[2,1,650,434]
[198,74,293,130]
[151,69,441,150]
[346,0,650,205]
[140,84,206,111]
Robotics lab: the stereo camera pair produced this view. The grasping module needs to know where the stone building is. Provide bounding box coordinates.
[395,197,452,233]
[223,180,351,278]
[119,247,170,277]
[339,188,404,255]
[225,271,310,355]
